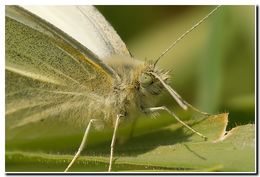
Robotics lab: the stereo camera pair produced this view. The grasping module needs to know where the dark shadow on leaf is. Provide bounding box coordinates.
[84,127,191,156]
[183,144,206,160]
[84,118,208,157]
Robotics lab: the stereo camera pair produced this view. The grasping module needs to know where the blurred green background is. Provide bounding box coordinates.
[6,5,255,172]
[97,5,255,129]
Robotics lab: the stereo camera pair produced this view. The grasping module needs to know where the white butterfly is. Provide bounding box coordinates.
[5,5,219,172]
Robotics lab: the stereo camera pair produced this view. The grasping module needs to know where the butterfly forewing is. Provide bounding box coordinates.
[21,5,131,60]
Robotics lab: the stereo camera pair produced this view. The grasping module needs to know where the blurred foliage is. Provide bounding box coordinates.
[6,6,255,172]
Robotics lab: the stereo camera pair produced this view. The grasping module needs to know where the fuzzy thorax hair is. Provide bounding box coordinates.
[103,56,170,124]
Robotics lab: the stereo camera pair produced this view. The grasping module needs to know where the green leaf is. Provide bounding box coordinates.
[6,113,255,172]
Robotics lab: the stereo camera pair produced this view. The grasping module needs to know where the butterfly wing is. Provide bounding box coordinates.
[6,6,125,128]
[21,5,131,60]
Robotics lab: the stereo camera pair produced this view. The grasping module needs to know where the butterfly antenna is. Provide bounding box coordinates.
[154,5,221,67]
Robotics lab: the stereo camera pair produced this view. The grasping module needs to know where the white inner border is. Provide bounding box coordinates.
[0,1,258,176]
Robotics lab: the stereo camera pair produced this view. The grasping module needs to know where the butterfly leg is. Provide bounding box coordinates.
[144,106,207,140]
[108,114,122,172]
[65,119,99,172]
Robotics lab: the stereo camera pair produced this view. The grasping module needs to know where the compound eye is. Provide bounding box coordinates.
[139,73,153,87]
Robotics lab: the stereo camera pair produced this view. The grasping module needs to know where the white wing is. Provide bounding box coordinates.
[6,6,116,128]
[21,5,131,60]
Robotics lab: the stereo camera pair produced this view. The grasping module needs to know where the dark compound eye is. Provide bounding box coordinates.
[139,73,153,88]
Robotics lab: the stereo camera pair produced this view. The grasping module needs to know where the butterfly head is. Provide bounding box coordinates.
[138,62,169,95]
